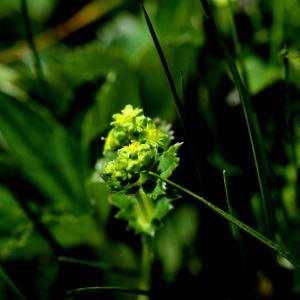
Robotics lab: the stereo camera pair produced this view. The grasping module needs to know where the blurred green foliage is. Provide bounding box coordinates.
[0,0,299,299]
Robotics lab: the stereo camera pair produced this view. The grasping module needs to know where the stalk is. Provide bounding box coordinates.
[138,235,153,300]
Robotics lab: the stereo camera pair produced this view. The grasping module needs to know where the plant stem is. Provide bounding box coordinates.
[138,234,153,300]
[149,171,300,269]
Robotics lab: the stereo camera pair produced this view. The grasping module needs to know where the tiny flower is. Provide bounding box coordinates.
[102,142,155,192]
[143,121,168,149]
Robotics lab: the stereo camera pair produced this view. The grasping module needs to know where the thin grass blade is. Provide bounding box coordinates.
[0,265,28,300]
[199,0,274,238]
[137,0,184,126]
[65,286,150,298]
[58,256,139,277]
[149,171,300,269]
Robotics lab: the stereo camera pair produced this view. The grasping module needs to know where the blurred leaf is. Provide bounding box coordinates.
[0,93,89,214]
[82,67,140,148]
[86,173,111,227]
[243,56,281,94]
[61,43,125,87]
[136,37,201,120]
[156,204,200,280]
[0,185,49,259]
[0,64,27,100]
[154,0,203,39]
[0,0,57,20]
[98,2,203,120]
[0,185,28,235]
[46,43,130,114]
[286,49,300,88]
[42,213,104,249]
[97,13,151,58]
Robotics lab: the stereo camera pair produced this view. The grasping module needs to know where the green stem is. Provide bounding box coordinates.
[149,171,300,269]
[0,265,28,300]
[138,234,153,300]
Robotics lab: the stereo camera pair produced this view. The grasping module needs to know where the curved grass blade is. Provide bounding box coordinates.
[58,256,139,277]
[65,286,150,298]
[149,171,300,269]
[199,0,274,238]
[0,265,28,300]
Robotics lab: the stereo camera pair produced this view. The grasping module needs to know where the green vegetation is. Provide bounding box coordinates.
[0,0,299,299]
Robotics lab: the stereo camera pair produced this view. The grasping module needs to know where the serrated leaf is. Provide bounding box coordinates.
[110,193,156,236]
[153,197,173,221]
[158,143,182,178]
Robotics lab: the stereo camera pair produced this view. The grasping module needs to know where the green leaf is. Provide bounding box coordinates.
[157,143,182,178]
[85,174,112,227]
[0,93,89,214]
[62,43,125,86]
[0,0,57,20]
[110,193,156,236]
[153,196,173,221]
[243,56,281,94]
[156,204,200,280]
[42,213,105,249]
[0,185,27,234]
[0,185,49,259]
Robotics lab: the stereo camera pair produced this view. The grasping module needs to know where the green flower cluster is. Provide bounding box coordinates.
[101,105,170,192]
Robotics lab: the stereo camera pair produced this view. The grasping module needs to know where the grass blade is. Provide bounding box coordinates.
[199,0,274,238]
[149,171,300,269]
[65,286,150,298]
[138,0,205,191]
[223,170,240,240]
[137,0,184,127]
[58,256,138,277]
[0,265,28,300]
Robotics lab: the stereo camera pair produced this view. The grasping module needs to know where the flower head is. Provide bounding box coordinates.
[101,105,172,192]
[102,142,155,191]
